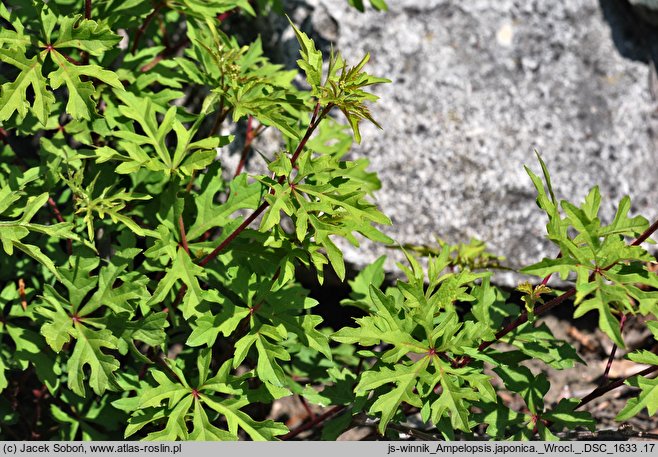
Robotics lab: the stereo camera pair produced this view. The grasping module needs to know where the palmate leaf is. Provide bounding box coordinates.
[616,376,658,421]
[332,286,426,360]
[127,351,287,440]
[355,358,428,433]
[340,255,386,311]
[573,278,625,347]
[50,15,122,55]
[501,322,583,369]
[170,0,256,18]
[187,164,263,240]
[48,51,123,120]
[67,324,121,397]
[0,50,54,125]
[36,285,122,397]
[148,248,206,318]
[475,399,527,440]
[229,82,301,139]
[288,18,323,90]
[113,94,226,176]
[0,192,79,280]
[544,399,595,431]
[79,255,150,316]
[0,6,122,124]
[186,292,250,347]
[69,175,153,241]
[201,395,288,440]
[493,365,550,414]
[37,288,75,353]
[189,398,236,440]
[233,326,291,387]
[429,371,479,432]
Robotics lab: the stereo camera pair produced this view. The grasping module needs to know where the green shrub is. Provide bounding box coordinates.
[0,0,656,441]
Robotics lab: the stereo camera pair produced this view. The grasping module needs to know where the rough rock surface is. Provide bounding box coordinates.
[252,1,658,285]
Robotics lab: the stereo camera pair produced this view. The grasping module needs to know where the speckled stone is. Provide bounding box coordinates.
[259,1,658,285]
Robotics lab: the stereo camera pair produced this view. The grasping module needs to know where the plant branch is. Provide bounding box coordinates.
[234,115,254,177]
[632,218,658,246]
[199,102,329,268]
[576,364,658,410]
[601,312,627,385]
[170,102,332,309]
[131,2,164,54]
[178,215,190,255]
[84,0,91,19]
[208,101,228,137]
[280,404,345,440]
[47,196,72,255]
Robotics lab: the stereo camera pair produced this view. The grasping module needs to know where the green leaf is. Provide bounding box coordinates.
[36,289,75,352]
[190,398,237,440]
[341,255,386,311]
[48,51,123,120]
[52,16,122,55]
[187,302,250,347]
[67,324,121,396]
[187,167,263,240]
[355,359,428,433]
[430,371,478,432]
[616,376,658,421]
[200,395,288,441]
[493,365,549,414]
[544,399,595,430]
[0,50,54,125]
[287,18,323,89]
[148,248,206,319]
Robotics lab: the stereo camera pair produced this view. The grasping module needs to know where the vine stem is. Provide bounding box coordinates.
[178,215,190,255]
[576,365,658,410]
[84,0,91,19]
[47,196,72,255]
[131,2,164,54]
[233,115,255,178]
[601,312,627,385]
[281,405,345,440]
[171,102,331,307]
[198,102,330,268]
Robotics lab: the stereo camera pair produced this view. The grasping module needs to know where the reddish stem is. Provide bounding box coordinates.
[172,104,331,310]
[577,365,658,410]
[299,395,316,421]
[234,116,254,178]
[541,252,563,286]
[601,313,627,385]
[140,54,164,72]
[178,215,190,255]
[199,103,329,268]
[281,405,345,440]
[632,218,658,245]
[84,0,91,19]
[47,197,72,255]
[18,278,27,311]
[132,2,164,54]
[199,201,269,267]
[60,52,81,66]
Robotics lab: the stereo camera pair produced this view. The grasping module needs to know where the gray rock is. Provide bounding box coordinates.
[283,0,658,285]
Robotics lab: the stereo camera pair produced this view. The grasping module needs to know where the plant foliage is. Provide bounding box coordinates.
[0,0,657,442]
